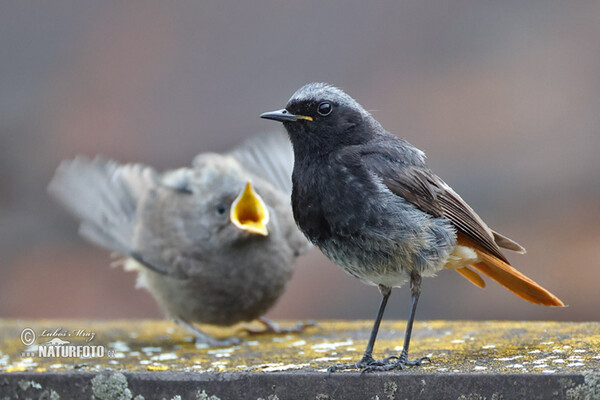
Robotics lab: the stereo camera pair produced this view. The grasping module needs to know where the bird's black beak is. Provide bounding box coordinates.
[260,109,313,122]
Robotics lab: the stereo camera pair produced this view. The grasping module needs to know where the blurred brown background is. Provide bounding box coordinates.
[1,1,598,323]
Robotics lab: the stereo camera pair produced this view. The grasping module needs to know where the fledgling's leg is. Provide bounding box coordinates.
[174,317,241,347]
[245,317,317,335]
[327,285,392,372]
[363,272,430,372]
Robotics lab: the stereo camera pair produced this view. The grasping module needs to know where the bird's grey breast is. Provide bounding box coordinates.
[292,146,457,286]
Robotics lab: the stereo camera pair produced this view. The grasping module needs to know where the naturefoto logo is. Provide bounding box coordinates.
[20,328,109,358]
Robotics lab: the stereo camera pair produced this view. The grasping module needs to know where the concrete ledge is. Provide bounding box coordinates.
[2,371,599,400]
[1,320,599,399]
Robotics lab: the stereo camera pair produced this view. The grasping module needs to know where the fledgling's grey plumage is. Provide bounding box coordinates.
[49,132,310,345]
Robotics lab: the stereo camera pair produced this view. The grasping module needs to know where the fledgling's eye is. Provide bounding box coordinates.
[216,204,227,216]
[317,102,332,116]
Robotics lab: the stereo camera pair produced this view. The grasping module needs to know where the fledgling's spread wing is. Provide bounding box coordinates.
[49,156,158,256]
[227,131,295,196]
[48,156,179,277]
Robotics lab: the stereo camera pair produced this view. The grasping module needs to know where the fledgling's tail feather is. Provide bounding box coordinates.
[48,156,157,256]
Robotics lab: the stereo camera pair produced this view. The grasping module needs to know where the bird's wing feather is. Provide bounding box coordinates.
[360,144,510,263]
[227,131,294,195]
[49,156,174,276]
[360,145,563,305]
[160,168,195,194]
[492,230,526,254]
[49,156,156,254]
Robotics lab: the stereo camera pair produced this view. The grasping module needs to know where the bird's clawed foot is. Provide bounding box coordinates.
[327,354,386,373]
[362,355,430,373]
[245,317,317,335]
[328,353,430,373]
[175,317,241,347]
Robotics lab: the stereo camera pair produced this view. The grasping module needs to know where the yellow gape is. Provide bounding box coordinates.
[230,182,270,236]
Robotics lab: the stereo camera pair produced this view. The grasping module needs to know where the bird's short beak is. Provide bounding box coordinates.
[230,182,270,236]
[260,109,313,122]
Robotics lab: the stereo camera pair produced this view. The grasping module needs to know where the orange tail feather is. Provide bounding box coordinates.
[456,266,486,289]
[472,252,564,306]
[458,234,564,306]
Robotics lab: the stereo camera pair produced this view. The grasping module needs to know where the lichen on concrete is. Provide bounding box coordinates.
[196,389,221,400]
[12,377,61,399]
[457,394,503,400]
[91,372,132,400]
[17,379,41,391]
[383,381,397,400]
[256,395,279,400]
[565,372,600,400]
[0,319,598,375]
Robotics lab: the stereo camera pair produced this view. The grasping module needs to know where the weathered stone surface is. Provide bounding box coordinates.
[1,319,599,399]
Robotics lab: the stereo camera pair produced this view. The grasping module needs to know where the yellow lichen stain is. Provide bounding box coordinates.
[5,365,28,372]
[0,319,598,374]
[147,364,169,371]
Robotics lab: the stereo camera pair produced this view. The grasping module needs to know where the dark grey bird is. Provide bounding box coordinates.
[261,83,563,372]
[48,132,311,346]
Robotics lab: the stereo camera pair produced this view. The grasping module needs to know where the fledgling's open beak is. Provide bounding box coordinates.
[260,109,313,122]
[230,182,270,236]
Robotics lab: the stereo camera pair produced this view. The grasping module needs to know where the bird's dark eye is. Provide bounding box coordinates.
[317,102,332,116]
[216,204,227,215]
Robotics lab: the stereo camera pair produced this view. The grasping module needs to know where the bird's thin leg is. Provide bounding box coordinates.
[363,286,391,361]
[327,285,391,372]
[245,316,317,335]
[397,273,429,365]
[174,317,241,347]
[363,272,430,372]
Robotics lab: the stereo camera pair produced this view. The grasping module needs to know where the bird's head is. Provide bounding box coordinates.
[261,83,379,155]
[191,154,271,240]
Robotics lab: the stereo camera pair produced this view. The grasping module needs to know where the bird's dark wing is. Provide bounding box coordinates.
[359,142,510,263]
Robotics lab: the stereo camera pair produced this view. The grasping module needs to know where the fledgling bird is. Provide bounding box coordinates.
[48,132,311,346]
[261,83,564,372]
